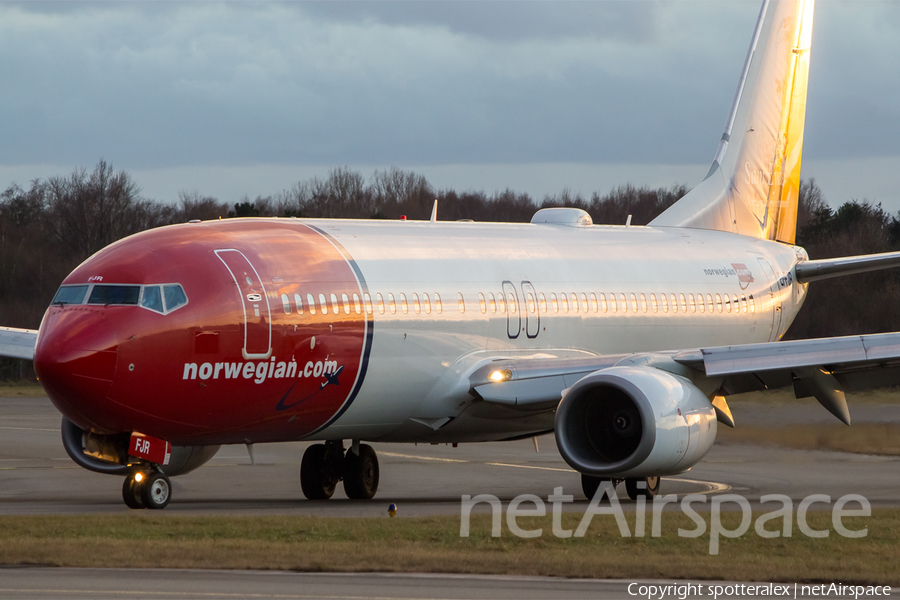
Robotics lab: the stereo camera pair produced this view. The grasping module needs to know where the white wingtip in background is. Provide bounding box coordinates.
[650,0,815,245]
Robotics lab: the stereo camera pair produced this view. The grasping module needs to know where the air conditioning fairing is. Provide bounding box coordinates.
[554,366,717,478]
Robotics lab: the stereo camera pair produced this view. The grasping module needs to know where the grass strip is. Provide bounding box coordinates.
[0,511,897,584]
[717,423,900,456]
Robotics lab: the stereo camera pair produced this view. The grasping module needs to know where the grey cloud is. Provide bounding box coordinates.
[0,1,897,175]
[294,1,659,43]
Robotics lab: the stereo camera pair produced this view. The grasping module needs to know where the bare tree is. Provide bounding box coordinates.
[42,160,156,256]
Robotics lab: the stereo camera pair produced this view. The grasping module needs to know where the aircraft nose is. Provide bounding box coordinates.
[34,308,119,430]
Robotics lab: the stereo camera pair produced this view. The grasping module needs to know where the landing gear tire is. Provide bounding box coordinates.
[625,476,660,500]
[300,443,337,500]
[343,444,379,500]
[122,472,145,509]
[581,474,618,501]
[141,471,172,509]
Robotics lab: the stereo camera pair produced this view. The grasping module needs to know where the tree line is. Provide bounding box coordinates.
[0,160,897,377]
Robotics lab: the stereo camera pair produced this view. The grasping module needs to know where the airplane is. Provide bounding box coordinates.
[4,0,900,510]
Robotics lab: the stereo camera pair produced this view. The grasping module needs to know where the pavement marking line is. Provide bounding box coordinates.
[668,477,733,495]
[485,462,574,473]
[379,451,469,464]
[382,451,734,494]
[0,426,58,432]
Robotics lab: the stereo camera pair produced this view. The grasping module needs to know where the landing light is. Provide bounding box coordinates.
[489,369,512,383]
[134,472,144,483]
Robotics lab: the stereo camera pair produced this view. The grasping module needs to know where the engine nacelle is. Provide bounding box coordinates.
[61,417,220,477]
[554,366,717,478]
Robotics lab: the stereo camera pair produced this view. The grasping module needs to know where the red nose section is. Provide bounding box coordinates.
[34,307,119,433]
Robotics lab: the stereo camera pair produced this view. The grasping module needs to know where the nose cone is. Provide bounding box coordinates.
[34,307,119,432]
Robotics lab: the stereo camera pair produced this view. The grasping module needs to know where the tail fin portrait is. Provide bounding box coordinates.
[650,0,815,244]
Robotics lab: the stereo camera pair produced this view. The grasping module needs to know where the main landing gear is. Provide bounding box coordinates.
[300,440,379,500]
[581,474,660,501]
[122,469,172,509]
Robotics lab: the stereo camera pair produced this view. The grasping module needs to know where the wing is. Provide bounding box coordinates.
[0,327,39,360]
[470,331,900,426]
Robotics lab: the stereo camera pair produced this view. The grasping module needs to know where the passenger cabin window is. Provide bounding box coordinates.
[539,293,547,313]
[478,293,487,314]
[423,293,431,314]
[526,292,536,314]
[353,293,362,315]
[715,293,723,313]
[52,285,88,305]
[590,292,598,313]
[457,293,465,314]
[609,293,617,313]
[388,293,397,314]
[560,293,568,313]
[376,293,385,315]
[400,293,409,314]
[571,293,579,313]
[508,293,517,314]
[660,293,668,313]
[696,293,704,313]
[640,293,648,313]
[619,293,628,314]
[281,294,291,314]
[670,293,678,313]
[550,293,559,313]
[308,294,317,315]
[733,294,741,314]
[630,293,638,313]
[600,293,608,313]
[412,293,420,314]
[688,294,696,313]
[294,294,304,314]
[498,293,507,314]
[749,295,756,313]
[434,293,442,314]
[650,293,658,313]
[363,293,372,315]
[319,294,328,315]
[706,293,714,313]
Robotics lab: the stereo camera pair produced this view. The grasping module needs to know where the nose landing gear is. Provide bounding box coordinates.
[122,469,172,509]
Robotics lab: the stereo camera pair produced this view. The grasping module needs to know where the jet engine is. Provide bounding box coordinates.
[61,417,220,477]
[554,366,717,478]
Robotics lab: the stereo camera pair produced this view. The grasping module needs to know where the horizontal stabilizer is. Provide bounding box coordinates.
[795,250,900,283]
[0,327,38,360]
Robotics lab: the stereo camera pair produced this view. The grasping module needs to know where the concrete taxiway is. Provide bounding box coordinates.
[1,395,899,514]
[1,569,895,600]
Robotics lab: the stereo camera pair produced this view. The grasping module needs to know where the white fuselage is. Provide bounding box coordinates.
[303,219,807,443]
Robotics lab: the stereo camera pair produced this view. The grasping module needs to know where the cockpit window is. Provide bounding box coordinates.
[52,285,88,305]
[141,286,164,312]
[49,282,188,314]
[163,285,188,312]
[88,285,141,305]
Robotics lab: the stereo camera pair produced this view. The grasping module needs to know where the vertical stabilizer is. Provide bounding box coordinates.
[650,0,815,244]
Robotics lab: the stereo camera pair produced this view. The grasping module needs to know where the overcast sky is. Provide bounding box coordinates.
[1,1,899,212]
